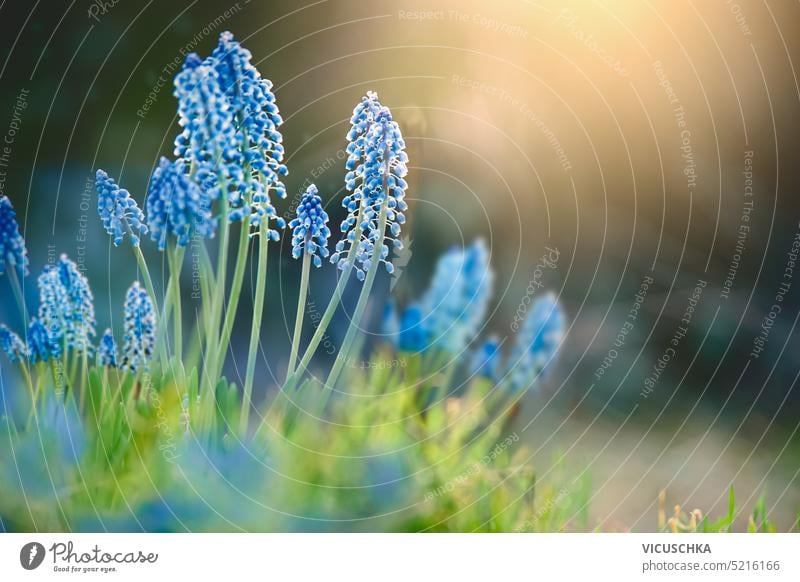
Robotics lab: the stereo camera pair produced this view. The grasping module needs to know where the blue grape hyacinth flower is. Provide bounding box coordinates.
[0,324,27,362]
[95,169,148,247]
[38,255,96,354]
[146,156,215,250]
[0,195,29,276]
[469,335,502,381]
[98,328,117,367]
[121,281,156,373]
[419,239,494,354]
[289,184,330,268]
[507,292,565,392]
[173,52,241,214]
[27,318,59,363]
[380,298,399,343]
[398,303,427,352]
[211,31,288,229]
[331,93,408,281]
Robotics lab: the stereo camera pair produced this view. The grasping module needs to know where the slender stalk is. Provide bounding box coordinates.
[168,246,186,361]
[8,267,28,323]
[132,245,159,316]
[154,270,174,364]
[241,223,269,434]
[282,259,353,393]
[281,204,365,394]
[212,218,251,384]
[19,361,37,429]
[326,141,392,389]
[325,199,388,389]
[201,196,230,432]
[286,251,311,378]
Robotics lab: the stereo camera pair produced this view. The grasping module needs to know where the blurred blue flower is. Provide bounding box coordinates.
[173,53,240,214]
[332,93,408,281]
[27,318,59,363]
[98,328,117,367]
[211,31,288,231]
[469,334,502,381]
[146,156,215,250]
[289,184,330,268]
[507,292,565,392]
[419,239,493,354]
[37,255,95,354]
[0,195,28,276]
[380,297,399,343]
[121,281,156,373]
[398,303,426,352]
[0,324,27,362]
[95,169,148,247]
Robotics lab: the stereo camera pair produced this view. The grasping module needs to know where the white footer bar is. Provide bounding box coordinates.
[1,533,798,581]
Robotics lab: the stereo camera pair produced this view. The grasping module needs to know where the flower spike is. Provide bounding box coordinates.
[0,324,27,362]
[289,184,330,268]
[146,156,215,250]
[98,328,118,367]
[331,92,408,281]
[0,195,29,276]
[95,169,148,247]
[121,281,156,373]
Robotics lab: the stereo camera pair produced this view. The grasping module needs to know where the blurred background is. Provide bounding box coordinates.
[1,0,799,530]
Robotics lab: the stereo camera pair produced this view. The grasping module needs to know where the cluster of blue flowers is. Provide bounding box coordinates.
[98,328,118,368]
[145,156,215,250]
[26,318,59,363]
[171,32,287,238]
[289,184,330,268]
[121,282,156,373]
[0,324,27,362]
[331,92,409,281]
[384,239,565,392]
[0,195,29,276]
[38,255,96,355]
[95,170,148,247]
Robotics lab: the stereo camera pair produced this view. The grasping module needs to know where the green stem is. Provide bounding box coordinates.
[212,218,251,384]
[201,196,230,431]
[282,260,353,393]
[133,245,160,316]
[286,251,311,378]
[168,246,186,361]
[241,223,269,435]
[8,267,28,323]
[325,186,390,389]
[281,204,365,394]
